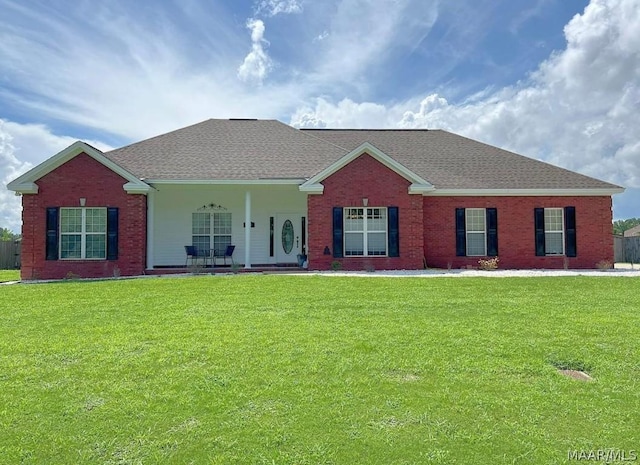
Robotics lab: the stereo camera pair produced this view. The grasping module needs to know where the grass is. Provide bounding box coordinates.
[1,275,639,464]
[0,269,19,282]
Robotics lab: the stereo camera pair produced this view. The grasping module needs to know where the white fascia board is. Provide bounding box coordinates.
[6,141,150,195]
[298,183,324,194]
[425,188,625,197]
[146,179,307,185]
[7,182,39,194]
[409,184,436,195]
[299,142,434,193]
[123,182,152,194]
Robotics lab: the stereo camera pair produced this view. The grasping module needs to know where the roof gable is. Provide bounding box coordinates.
[104,119,347,182]
[7,141,150,195]
[304,129,624,195]
[299,142,434,195]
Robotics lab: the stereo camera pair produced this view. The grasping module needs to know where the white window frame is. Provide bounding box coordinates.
[192,211,232,256]
[59,207,107,260]
[212,212,232,256]
[465,208,487,257]
[544,208,565,255]
[344,207,388,257]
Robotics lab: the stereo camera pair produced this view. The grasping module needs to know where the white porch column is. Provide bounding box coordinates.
[244,190,251,269]
[146,189,155,270]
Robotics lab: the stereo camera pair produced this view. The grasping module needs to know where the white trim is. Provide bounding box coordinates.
[299,183,325,194]
[123,182,151,194]
[409,183,436,194]
[146,189,155,270]
[425,188,624,197]
[244,191,251,269]
[343,207,388,257]
[299,142,433,195]
[147,179,306,185]
[465,208,487,257]
[59,207,107,260]
[544,207,565,256]
[7,141,151,195]
[8,182,39,194]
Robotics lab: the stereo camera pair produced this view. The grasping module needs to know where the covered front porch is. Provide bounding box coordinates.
[146,183,308,270]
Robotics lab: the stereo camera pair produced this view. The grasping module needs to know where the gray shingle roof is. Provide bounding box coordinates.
[104,119,621,191]
[105,119,346,181]
[303,129,621,190]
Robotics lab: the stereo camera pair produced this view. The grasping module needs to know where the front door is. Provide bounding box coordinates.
[275,213,306,264]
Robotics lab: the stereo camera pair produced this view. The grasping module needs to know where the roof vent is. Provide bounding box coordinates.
[229,118,258,121]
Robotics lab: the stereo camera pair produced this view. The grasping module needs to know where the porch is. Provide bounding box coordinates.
[146,263,307,275]
[146,184,309,271]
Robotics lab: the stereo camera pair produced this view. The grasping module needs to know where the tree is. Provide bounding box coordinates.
[613,218,640,235]
[0,227,20,241]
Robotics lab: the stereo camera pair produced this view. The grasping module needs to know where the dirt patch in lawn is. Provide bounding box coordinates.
[558,369,593,381]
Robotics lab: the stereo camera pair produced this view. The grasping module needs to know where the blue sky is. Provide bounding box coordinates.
[1,0,639,232]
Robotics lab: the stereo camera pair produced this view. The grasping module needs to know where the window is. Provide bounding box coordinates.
[192,212,211,253]
[344,207,387,256]
[465,208,487,256]
[213,212,232,256]
[59,207,107,259]
[534,207,576,257]
[455,208,498,257]
[332,206,398,259]
[544,208,564,255]
[46,207,117,261]
[192,212,232,256]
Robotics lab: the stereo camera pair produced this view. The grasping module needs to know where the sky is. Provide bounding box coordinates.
[1,0,639,233]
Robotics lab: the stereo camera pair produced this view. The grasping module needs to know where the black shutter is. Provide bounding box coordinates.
[46,207,59,260]
[486,208,498,257]
[332,207,343,258]
[534,208,545,256]
[455,208,466,256]
[388,206,399,257]
[564,206,577,257]
[107,207,119,260]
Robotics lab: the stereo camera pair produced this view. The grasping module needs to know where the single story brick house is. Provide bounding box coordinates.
[8,119,623,279]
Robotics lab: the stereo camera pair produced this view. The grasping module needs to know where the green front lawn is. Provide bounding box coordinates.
[1,275,638,464]
[0,269,19,282]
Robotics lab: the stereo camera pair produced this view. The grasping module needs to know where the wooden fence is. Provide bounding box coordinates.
[0,240,21,269]
[614,235,640,263]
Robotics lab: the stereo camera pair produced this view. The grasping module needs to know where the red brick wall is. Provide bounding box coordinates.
[424,196,613,269]
[20,153,147,280]
[307,153,424,270]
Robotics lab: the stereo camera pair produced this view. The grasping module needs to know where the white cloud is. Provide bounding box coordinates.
[308,0,440,85]
[0,125,27,233]
[0,2,296,141]
[237,19,273,84]
[291,98,396,129]
[255,0,303,17]
[313,31,329,42]
[291,0,640,192]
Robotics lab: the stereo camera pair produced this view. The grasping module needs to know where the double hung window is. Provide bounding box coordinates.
[192,212,232,256]
[344,207,387,256]
[543,208,564,255]
[60,207,107,259]
[535,207,576,257]
[455,207,498,257]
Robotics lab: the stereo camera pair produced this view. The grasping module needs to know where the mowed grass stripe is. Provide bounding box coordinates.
[0,275,638,464]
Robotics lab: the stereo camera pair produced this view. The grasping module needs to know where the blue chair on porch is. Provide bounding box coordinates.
[213,245,235,266]
[223,245,235,266]
[185,245,212,267]
[185,245,198,267]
